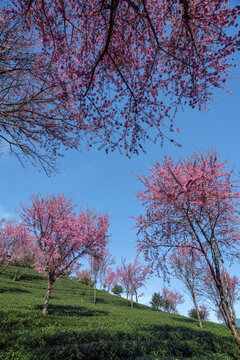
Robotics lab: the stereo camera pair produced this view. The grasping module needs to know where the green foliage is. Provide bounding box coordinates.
[188,308,208,321]
[150,293,174,313]
[11,257,34,268]
[111,284,123,296]
[150,292,163,311]
[0,266,239,360]
[161,299,174,313]
[79,277,94,287]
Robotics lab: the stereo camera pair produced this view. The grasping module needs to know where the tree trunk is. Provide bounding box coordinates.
[42,278,54,315]
[0,261,10,274]
[13,268,21,281]
[220,296,240,354]
[130,285,134,309]
[93,281,97,304]
[135,290,138,303]
[191,289,202,328]
[211,238,240,354]
[217,248,237,322]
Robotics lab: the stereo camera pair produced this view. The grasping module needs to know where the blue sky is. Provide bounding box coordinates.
[1,52,240,322]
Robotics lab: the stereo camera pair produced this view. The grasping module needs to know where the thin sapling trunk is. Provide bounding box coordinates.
[13,268,21,281]
[191,289,202,328]
[131,285,134,309]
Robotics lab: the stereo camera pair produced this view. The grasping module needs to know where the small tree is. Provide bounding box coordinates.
[20,194,109,315]
[98,251,115,289]
[168,246,204,327]
[117,256,151,308]
[0,220,35,274]
[76,269,93,286]
[103,267,118,292]
[112,284,123,296]
[188,305,210,321]
[89,256,102,305]
[161,286,184,314]
[161,299,174,313]
[150,292,163,311]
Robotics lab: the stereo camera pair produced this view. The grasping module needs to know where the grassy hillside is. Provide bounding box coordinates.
[0,266,238,360]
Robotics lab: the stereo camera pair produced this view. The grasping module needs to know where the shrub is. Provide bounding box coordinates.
[150,292,163,311]
[112,284,123,296]
[188,307,208,321]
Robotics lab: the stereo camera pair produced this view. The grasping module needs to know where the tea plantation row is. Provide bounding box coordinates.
[0,266,238,359]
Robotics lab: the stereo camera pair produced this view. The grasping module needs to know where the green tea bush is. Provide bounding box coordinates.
[0,266,238,360]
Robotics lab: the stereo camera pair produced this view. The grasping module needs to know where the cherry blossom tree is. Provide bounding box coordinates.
[89,255,102,304]
[88,251,115,303]
[117,259,131,301]
[103,267,118,292]
[117,256,151,308]
[198,305,210,321]
[88,250,116,290]
[135,149,240,352]
[168,245,204,327]
[0,1,238,164]
[20,194,109,315]
[76,269,92,285]
[161,286,184,314]
[0,10,82,175]
[98,251,115,289]
[0,220,35,274]
[200,271,240,324]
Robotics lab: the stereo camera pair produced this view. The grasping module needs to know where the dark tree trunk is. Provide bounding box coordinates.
[93,280,97,305]
[211,240,240,354]
[42,278,54,315]
[220,296,240,354]
[0,261,10,274]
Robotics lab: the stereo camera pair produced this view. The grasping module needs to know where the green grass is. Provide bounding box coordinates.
[0,265,238,360]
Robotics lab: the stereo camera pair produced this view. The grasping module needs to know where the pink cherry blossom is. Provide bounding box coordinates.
[135,149,240,353]
[0,220,35,274]
[0,1,238,168]
[103,267,119,292]
[162,286,184,314]
[117,256,151,307]
[20,194,110,315]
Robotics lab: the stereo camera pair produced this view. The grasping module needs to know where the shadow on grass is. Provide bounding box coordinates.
[93,297,109,304]
[35,304,109,317]
[0,287,30,294]
[172,317,196,324]
[20,274,44,281]
[111,299,149,310]
[1,320,237,360]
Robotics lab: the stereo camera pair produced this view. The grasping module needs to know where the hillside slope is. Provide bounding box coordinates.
[0,266,238,360]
